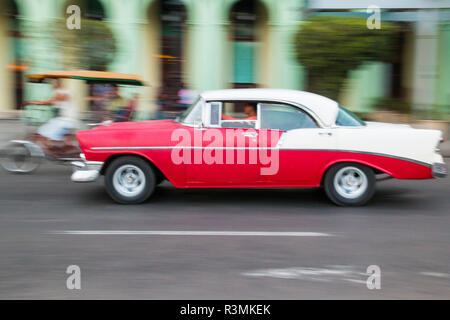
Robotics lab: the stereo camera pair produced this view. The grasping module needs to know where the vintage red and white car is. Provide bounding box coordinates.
[71,89,447,206]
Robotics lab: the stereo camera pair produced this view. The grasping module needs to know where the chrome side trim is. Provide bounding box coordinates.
[89,146,432,168]
[331,149,432,168]
[92,146,275,151]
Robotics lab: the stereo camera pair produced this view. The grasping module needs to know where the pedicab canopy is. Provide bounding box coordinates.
[27,70,144,86]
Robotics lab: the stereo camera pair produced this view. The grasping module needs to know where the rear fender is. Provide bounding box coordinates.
[320,154,432,181]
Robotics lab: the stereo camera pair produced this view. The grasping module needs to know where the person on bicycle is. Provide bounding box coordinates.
[26,79,80,157]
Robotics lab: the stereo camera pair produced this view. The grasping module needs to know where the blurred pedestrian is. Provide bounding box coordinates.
[108,84,126,120]
[178,83,198,109]
[156,86,170,119]
[86,83,111,122]
[116,93,139,122]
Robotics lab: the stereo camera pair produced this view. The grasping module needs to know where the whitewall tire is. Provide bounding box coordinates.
[324,163,376,206]
[105,156,156,204]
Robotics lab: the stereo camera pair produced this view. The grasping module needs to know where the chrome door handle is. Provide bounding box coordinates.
[242,132,258,138]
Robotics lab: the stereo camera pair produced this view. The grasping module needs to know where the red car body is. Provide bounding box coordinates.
[77,119,434,189]
[72,89,446,205]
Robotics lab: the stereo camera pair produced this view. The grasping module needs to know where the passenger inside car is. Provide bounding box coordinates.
[222,102,257,120]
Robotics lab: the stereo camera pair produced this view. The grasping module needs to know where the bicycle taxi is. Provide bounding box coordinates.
[0,70,144,173]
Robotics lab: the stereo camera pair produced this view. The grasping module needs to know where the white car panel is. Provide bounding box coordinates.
[201,89,444,167]
[201,88,339,128]
[280,125,443,165]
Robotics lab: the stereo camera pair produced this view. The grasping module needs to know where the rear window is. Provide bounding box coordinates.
[335,106,365,127]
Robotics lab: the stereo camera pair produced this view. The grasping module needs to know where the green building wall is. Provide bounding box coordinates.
[436,21,450,115]
[6,0,306,113]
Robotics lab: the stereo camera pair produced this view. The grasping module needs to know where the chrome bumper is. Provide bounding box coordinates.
[432,162,447,178]
[71,160,103,183]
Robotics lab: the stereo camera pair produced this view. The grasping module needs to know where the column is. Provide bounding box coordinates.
[187,0,227,92]
[412,9,439,111]
[266,0,305,90]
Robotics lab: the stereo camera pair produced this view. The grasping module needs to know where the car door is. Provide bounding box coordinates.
[184,101,261,186]
[258,103,337,186]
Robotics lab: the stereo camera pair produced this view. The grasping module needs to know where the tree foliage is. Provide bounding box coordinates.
[52,18,116,71]
[295,16,400,101]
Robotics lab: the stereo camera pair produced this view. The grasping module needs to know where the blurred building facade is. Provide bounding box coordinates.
[309,0,450,115]
[0,0,449,117]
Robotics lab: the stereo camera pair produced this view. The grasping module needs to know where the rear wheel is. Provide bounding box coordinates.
[105,156,156,204]
[323,163,375,206]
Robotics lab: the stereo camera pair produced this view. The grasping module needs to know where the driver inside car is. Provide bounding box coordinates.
[222,102,257,121]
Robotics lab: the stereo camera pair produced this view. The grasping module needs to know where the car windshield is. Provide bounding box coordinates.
[335,106,365,127]
[177,97,202,125]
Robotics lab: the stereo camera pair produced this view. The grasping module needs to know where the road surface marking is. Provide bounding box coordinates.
[49,230,332,237]
[420,272,450,278]
[242,266,367,284]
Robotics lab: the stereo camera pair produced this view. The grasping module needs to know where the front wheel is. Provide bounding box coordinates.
[323,163,375,206]
[0,143,41,173]
[105,156,156,204]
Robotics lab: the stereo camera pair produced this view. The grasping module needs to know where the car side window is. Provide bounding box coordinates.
[260,103,317,131]
[220,101,257,129]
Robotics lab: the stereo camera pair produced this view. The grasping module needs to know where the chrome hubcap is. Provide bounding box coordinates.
[334,166,368,199]
[113,165,145,197]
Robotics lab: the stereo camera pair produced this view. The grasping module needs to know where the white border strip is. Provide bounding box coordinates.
[49,230,332,237]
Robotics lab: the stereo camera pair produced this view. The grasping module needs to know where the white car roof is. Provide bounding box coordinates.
[200,89,339,127]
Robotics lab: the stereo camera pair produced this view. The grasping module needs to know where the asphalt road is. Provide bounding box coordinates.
[0,161,449,299]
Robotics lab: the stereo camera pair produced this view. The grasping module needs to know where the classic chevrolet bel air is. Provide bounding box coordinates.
[71,89,447,206]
